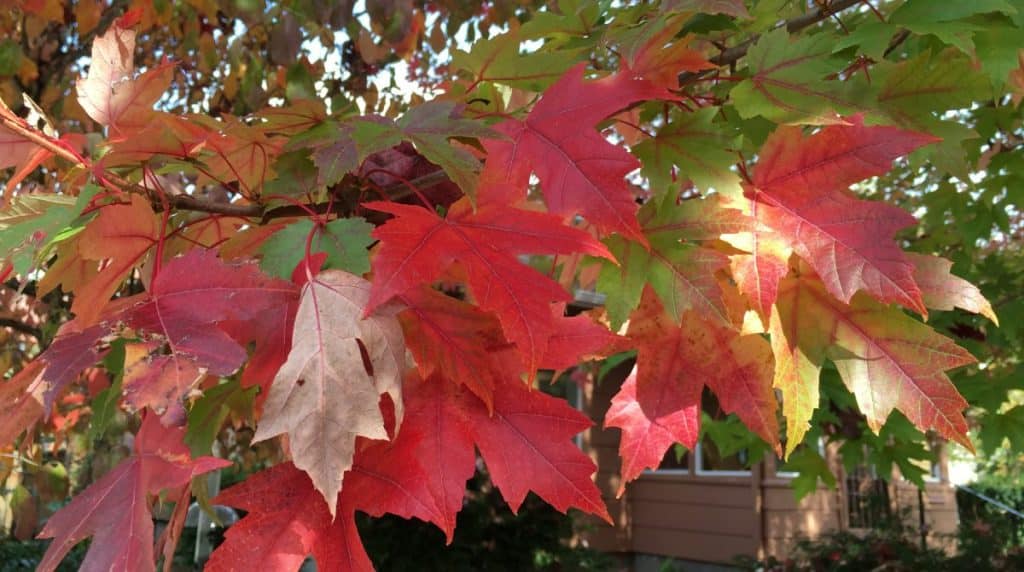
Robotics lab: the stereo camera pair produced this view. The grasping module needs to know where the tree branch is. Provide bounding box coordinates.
[678,0,864,85]
[1,112,454,222]
[0,318,42,340]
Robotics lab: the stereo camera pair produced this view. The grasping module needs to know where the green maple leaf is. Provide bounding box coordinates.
[633,108,743,195]
[730,28,875,125]
[260,217,374,278]
[597,194,746,328]
[0,186,98,274]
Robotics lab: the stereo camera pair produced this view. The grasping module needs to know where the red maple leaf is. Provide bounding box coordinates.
[457,375,610,521]
[365,199,613,375]
[214,373,610,570]
[398,285,520,409]
[606,290,778,489]
[28,251,297,420]
[36,415,229,572]
[479,64,671,241]
[744,115,938,314]
[206,463,372,572]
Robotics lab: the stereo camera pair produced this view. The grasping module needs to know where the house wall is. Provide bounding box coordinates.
[577,366,961,566]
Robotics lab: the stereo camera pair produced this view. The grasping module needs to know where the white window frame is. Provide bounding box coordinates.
[694,441,752,477]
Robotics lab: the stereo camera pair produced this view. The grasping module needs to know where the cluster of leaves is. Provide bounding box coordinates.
[956,479,1024,553]
[0,0,1021,570]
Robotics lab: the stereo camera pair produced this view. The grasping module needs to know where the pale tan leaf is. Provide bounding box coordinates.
[254,270,406,516]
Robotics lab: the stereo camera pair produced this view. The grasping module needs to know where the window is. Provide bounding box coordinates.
[694,390,752,476]
[845,464,891,529]
[695,437,751,476]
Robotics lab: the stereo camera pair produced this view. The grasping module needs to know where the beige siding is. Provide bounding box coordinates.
[576,365,961,565]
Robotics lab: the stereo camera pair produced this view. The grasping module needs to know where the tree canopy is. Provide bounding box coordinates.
[0,1,1022,570]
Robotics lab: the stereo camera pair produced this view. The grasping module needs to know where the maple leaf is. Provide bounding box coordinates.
[208,463,372,572]
[633,108,744,195]
[457,375,611,521]
[365,199,612,375]
[367,374,477,541]
[746,116,938,315]
[254,270,406,516]
[730,28,873,125]
[113,250,296,420]
[598,194,744,328]
[36,415,228,572]
[620,16,713,91]
[605,364,698,493]
[907,253,998,324]
[451,29,583,92]
[480,63,671,240]
[770,272,976,455]
[398,286,517,408]
[606,290,778,489]
[72,195,159,325]
[0,99,52,187]
[29,251,296,417]
[76,19,173,132]
[354,372,611,531]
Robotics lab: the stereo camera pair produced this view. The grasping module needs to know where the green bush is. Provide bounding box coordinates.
[956,481,1024,552]
[0,539,87,571]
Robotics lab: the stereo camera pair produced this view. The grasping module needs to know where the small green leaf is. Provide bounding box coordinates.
[0,40,22,76]
[89,340,127,442]
[730,28,875,125]
[634,108,743,195]
[260,217,374,278]
[0,186,99,274]
[185,379,256,457]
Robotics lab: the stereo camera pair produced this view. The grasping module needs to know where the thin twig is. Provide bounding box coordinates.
[678,0,864,85]
[2,112,457,222]
[0,318,42,340]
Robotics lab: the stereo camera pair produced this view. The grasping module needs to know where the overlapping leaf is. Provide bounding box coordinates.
[730,29,874,125]
[742,116,937,316]
[37,415,228,572]
[770,271,976,454]
[606,290,778,488]
[207,463,372,572]
[254,270,406,516]
[76,18,173,132]
[598,194,745,328]
[480,64,671,240]
[366,199,612,375]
